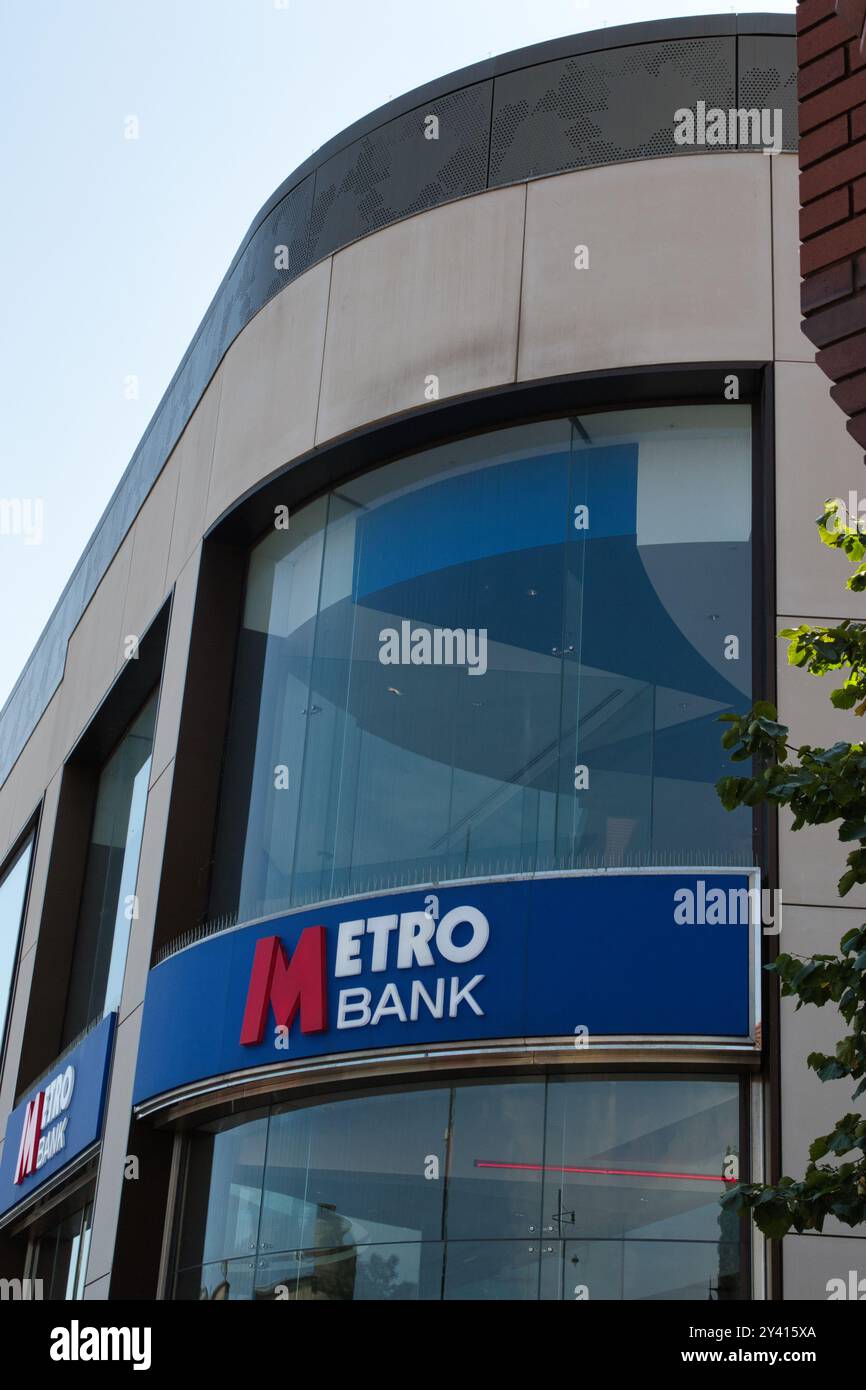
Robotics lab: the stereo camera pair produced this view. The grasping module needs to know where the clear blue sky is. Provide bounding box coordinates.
[0,0,796,709]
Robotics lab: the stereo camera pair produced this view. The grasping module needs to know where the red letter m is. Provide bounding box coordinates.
[14,1092,43,1184]
[240,928,327,1045]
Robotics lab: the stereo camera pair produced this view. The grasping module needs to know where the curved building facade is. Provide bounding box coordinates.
[0,13,863,1302]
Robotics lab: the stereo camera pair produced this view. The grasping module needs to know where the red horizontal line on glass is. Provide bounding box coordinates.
[473,1160,735,1184]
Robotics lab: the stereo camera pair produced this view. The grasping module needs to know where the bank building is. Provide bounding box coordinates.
[0,13,861,1301]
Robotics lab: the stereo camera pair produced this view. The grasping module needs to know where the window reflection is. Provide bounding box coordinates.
[0,834,34,1068]
[178,1110,267,1269]
[174,1075,747,1301]
[63,693,158,1043]
[258,1089,449,1254]
[175,1258,256,1301]
[443,1241,542,1302]
[549,1239,742,1302]
[254,1244,444,1301]
[542,1077,741,1244]
[446,1082,545,1240]
[209,408,753,926]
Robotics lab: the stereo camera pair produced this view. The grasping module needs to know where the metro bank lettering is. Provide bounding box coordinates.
[240,902,489,1046]
[14,1063,75,1183]
[133,873,757,1107]
[0,1013,115,1218]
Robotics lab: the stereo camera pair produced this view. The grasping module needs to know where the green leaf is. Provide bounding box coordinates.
[752,701,778,720]
[752,1200,793,1241]
[832,688,858,710]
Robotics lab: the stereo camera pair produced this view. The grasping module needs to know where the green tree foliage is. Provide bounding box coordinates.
[717,499,866,1239]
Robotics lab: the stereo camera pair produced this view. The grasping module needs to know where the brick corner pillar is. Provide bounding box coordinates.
[798,0,866,454]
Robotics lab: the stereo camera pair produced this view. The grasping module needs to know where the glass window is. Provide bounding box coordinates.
[443,1241,543,1301]
[31,1202,93,1300]
[542,1076,741,1244]
[175,1258,256,1301]
[0,834,34,1067]
[177,1110,268,1271]
[63,692,157,1044]
[446,1081,545,1240]
[254,1243,445,1302]
[540,1077,742,1301]
[173,1074,747,1301]
[209,407,752,926]
[258,1088,449,1255]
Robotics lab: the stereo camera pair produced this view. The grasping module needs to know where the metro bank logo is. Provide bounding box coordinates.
[240,901,489,1045]
[0,1014,115,1219]
[14,1064,75,1185]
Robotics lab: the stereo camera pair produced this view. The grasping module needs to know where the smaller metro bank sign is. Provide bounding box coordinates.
[133,873,756,1105]
[0,1013,115,1218]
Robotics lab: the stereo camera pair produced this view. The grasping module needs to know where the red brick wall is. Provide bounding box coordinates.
[799,0,866,449]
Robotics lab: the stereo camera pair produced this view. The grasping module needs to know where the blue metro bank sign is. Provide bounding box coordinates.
[133,872,757,1105]
[0,1013,115,1218]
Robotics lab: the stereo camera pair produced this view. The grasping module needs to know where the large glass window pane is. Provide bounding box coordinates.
[302,426,573,900]
[544,1078,739,1295]
[209,408,752,926]
[255,1242,444,1301]
[63,693,157,1042]
[173,1075,746,1301]
[177,1111,268,1271]
[547,1238,742,1301]
[442,1240,542,1301]
[561,408,752,867]
[541,1078,741,1249]
[0,834,34,1064]
[175,1258,256,1301]
[445,1081,545,1241]
[209,498,328,922]
[258,1088,449,1255]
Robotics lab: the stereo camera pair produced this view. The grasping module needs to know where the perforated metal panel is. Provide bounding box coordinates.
[309,82,492,262]
[489,38,736,186]
[228,173,316,322]
[737,35,798,153]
